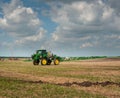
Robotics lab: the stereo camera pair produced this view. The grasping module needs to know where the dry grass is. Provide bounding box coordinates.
[0,58,120,98]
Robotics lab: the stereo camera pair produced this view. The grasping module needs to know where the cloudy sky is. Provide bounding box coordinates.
[0,0,120,57]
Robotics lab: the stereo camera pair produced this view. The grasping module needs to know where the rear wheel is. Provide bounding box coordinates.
[54,59,59,65]
[33,60,39,65]
[41,59,47,65]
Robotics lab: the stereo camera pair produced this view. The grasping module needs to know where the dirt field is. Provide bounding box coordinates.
[0,58,120,98]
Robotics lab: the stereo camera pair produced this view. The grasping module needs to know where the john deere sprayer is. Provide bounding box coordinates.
[31,50,61,65]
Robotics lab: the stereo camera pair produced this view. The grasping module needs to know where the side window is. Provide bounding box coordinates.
[37,51,41,54]
[39,51,42,54]
[42,50,46,54]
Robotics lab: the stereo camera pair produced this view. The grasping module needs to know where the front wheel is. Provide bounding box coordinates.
[54,59,60,65]
[41,59,47,65]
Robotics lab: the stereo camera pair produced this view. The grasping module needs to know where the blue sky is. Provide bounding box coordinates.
[0,0,120,57]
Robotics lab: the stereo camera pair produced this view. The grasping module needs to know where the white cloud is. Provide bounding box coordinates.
[44,0,120,51]
[80,42,93,48]
[105,34,120,39]
[0,0,47,52]
[107,0,120,13]
[0,0,42,38]
[0,0,120,56]
[15,28,46,44]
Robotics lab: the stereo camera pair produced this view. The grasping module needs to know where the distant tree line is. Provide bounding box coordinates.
[62,56,108,61]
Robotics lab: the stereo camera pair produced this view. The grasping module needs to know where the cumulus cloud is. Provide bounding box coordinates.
[0,0,48,57]
[107,0,120,14]
[42,0,120,51]
[0,0,120,56]
[0,0,43,38]
[105,34,120,39]
[15,28,46,44]
[0,0,47,50]
[80,42,93,48]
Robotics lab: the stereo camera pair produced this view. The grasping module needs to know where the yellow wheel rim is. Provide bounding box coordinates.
[55,59,59,65]
[42,59,47,65]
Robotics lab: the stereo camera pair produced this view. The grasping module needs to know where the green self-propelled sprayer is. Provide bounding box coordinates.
[31,50,61,65]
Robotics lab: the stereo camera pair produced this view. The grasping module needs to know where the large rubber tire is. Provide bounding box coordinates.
[33,60,39,65]
[33,61,36,65]
[41,59,47,65]
[54,59,60,65]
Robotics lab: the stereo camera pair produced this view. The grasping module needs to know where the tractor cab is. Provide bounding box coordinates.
[36,50,46,54]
